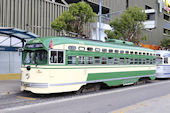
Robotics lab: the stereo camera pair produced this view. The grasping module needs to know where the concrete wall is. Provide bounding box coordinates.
[128,0,169,45]
[0,0,68,37]
[0,51,21,74]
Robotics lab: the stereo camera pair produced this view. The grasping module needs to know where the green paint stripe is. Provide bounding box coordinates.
[87,70,155,81]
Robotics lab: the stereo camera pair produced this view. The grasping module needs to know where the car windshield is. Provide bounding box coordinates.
[24,50,47,65]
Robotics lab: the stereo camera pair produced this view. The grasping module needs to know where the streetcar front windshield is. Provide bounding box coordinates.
[24,50,47,65]
[155,57,162,65]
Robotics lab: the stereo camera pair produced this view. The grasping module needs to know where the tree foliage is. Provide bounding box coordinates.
[160,36,170,49]
[105,6,147,43]
[51,2,96,36]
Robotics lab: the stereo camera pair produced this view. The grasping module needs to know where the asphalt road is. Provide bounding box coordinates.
[1,79,170,113]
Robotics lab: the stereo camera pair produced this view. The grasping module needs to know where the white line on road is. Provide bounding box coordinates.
[1,80,170,113]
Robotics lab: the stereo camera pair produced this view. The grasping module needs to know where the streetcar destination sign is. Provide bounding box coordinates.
[25,43,43,48]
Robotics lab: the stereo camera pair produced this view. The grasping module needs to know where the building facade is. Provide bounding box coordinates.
[0,0,169,44]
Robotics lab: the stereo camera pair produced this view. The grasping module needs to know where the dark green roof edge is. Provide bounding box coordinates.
[26,36,154,52]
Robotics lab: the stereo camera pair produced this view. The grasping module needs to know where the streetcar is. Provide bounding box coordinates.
[20,36,156,94]
[156,50,170,78]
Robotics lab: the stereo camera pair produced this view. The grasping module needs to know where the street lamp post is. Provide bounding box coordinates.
[99,0,102,41]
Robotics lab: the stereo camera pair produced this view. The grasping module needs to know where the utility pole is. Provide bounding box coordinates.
[99,0,102,41]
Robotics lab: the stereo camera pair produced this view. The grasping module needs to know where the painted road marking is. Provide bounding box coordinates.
[17,96,36,101]
[1,80,170,113]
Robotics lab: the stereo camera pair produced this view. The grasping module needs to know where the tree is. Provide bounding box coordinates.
[105,6,147,43]
[51,2,96,36]
[160,32,170,49]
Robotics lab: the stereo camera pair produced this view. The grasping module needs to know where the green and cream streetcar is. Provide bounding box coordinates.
[21,36,156,94]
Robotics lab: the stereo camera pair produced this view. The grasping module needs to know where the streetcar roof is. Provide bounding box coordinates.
[26,36,154,52]
[156,50,170,57]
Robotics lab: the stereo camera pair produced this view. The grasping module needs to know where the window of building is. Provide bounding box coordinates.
[126,0,129,9]
[68,56,76,65]
[109,49,113,53]
[135,52,138,55]
[87,47,93,52]
[79,47,85,51]
[163,28,170,35]
[95,56,100,64]
[87,56,93,64]
[95,48,100,52]
[120,50,124,54]
[102,57,107,64]
[164,14,170,21]
[108,57,113,64]
[78,56,85,64]
[120,58,125,65]
[68,46,76,50]
[145,5,152,9]
[143,53,146,55]
[147,53,149,55]
[50,50,64,64]
[139,52,142,55]
[114,58,119,64]
[130,51,133,54]
[102,49,107,53]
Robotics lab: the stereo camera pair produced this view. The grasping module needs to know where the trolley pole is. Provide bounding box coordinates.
[99,0,102,41]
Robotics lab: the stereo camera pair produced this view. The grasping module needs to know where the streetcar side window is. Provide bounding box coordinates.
[150,59,153,64]
[94,56,100,64]
[164,58,168,64]
[68,56,76,65]
[68,46,76,50]
[125,51,129,54]
[115,50,119,53]
[120,58,124,65]
[146,59,150,64]
[130,58,133,64]
[143,59,146,64]
[114,58,119,64]
[95,48,100,52]
[108,57,113,64]
[125,58,130,64]
[102,57,107,64]
[87,47,93,52]
[50,50,64,64]
[78,56,85,64]
[139,59,142,64]
[120,50,124,54]
[87,56,93,64]
[102,49,107,53]
[79,47,85,51]
[109,49,113,53]
[134,58,138,64]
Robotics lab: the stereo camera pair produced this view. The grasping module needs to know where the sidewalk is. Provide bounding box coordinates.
[0,80,20,96]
